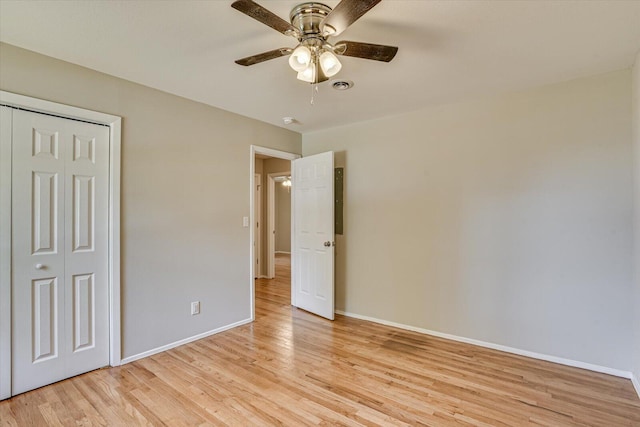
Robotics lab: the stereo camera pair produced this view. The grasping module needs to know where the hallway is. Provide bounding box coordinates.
[255,253,291,314]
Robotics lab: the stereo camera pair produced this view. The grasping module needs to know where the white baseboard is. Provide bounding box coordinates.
[258,275,269,279]
[632,373,640,399]
[275,251,291,254]
[335,310,632,380]
[121,318,252,365]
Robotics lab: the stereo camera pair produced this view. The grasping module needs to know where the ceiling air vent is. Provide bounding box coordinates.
[332,80,354,91]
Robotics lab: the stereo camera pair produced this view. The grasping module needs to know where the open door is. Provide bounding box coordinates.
[292,151,334,320]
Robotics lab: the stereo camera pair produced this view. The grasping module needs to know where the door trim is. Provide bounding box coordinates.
[0,107,12,400]
[0,91,122,399]
[249,146,300,321]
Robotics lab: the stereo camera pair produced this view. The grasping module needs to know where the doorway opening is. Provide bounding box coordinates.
[267,172,292,278]
[250,146,300,320]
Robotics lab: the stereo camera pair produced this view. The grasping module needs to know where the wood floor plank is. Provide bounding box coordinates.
[1,254,638,426]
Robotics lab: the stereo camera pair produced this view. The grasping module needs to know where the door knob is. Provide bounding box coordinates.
[324,241,331,247]
[35,263,45,270]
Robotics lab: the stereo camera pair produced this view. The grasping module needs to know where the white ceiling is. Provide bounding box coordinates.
[1,1,639,133]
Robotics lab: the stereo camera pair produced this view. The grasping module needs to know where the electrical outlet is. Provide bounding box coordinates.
[191,301,200,315]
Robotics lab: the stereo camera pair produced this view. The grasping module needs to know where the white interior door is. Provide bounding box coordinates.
[11,109,109,395]
[292,151,334,320]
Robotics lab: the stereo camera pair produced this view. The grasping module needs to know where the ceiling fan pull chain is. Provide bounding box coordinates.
[310,82,315,105]
[310,81,321,105]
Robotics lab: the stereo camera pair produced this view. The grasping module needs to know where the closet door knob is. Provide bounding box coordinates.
[35,263,45,270]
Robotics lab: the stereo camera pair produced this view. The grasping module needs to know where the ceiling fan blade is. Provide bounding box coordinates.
[320,0,382,36]
[235,48,293,66]
[334,41,398,62]
[231,0,299,36]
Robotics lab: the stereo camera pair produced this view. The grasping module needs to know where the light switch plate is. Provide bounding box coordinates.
[191,301,200,315]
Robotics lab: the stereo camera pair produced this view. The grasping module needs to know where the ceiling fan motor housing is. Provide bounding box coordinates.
[290,2,333,38]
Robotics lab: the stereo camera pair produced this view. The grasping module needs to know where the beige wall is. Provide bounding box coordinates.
[0,43,302,359]
[632,51,640,387]
[275,182,292,253]
[263,158,291,173]
[304,69,633,371]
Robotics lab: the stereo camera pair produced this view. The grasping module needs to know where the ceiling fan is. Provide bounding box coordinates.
[231,0,398,84]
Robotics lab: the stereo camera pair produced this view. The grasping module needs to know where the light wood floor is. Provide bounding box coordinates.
[2,253,639,426]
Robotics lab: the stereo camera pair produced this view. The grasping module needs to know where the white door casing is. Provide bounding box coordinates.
[292,151,335,320]
[11,109,110,395]
[0,107,12,400]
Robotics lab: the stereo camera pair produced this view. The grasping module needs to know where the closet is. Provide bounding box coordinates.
[1,105,110,395]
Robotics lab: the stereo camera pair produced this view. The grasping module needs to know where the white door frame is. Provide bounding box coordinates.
[0,91,122,400]
[267,171,291,279]
[249,146,299,320]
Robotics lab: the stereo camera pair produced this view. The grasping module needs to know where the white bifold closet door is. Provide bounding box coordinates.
[11,108,109,395]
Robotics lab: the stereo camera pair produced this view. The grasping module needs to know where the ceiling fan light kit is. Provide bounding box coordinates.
[319,51,342,77]
[289,45,312,72]
[297,62,317,82]
[232,0,398,85]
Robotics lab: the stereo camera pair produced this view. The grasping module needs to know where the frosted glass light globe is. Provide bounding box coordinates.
[289,46,312,72]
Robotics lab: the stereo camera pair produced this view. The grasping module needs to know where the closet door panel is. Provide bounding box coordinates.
[11,109,110,395]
